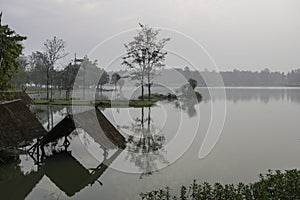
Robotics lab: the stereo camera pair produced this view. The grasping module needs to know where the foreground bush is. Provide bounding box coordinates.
[140,169,300,200]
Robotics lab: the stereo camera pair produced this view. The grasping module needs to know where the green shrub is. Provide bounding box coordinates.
[140,169,300,200]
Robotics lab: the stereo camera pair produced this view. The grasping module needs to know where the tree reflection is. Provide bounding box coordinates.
[175,84,202,117]
[124,107,168,178]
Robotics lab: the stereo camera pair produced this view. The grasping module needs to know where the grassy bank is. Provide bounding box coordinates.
[138,93,177,101]
[140,169,300,200]
[34,99,157,107]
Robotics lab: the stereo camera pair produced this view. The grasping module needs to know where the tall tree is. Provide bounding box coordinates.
[122,23,170,100]
[62,62,80,100]
[12,56,29,89]
[97,69,109,91]
[43,36,68,100]
[111,72,121,90]
[0,13,26,91]
[28,51,49,88]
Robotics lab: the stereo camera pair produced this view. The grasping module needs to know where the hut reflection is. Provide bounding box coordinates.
[0,157,43,200]
[0,103,126,199]
[0,142,124,199]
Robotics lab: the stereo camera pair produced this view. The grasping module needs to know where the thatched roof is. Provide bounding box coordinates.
[73,107,126,149]
[0,91,33,105]
[39,106,125,149]
[0,100,47,149]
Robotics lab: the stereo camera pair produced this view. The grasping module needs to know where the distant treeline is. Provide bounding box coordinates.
[13,59,300,89]
[175,68,300,87]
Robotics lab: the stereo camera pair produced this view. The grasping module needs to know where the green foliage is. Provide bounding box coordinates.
[61,62,80,90]
[0,14,26,91]
[111,72,121,87]
[28,51,49,87]
[138,93,177,101]
[98,69,109,89]
[12,56,29,89]
[96,99,157,108]
[140,169,300,200]
[188,79,197,90]
[122,23,170,100]
[34,98,157,107]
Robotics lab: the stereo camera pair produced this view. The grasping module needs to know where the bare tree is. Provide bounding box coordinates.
[122,23,170,100]
[43,36,68,100]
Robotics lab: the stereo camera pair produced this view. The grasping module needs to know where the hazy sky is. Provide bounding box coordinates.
[1,0,300,72]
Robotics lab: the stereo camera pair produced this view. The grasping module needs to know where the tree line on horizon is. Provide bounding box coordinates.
[11,58,300,93]
[175,67,300,87]
[1,11,300,102]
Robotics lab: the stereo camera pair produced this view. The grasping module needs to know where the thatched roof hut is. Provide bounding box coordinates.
[0,100,47,149]
[40,107,126,149]
[0,91,33,105]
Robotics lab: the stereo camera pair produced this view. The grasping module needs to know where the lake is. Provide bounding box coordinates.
[1,88,300,200]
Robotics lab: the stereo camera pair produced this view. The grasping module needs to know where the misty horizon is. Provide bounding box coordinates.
[1,0,300,72]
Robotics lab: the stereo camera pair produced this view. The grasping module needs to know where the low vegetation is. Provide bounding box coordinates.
[34,99,157,107]
[96,99,157,107]
[140,169,300,200]
[138,93,177,101]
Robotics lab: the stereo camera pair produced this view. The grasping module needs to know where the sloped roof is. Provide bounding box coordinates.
[0,100,47,149]
[41,107,126,150]
[40,115,75,146]
[73,107,126,149]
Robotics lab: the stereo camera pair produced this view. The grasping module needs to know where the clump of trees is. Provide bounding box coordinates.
[140,169,300,200]
[0,13,26,91]
[111,72,121,89]
[122,23,170,100]
[19,36,68,100]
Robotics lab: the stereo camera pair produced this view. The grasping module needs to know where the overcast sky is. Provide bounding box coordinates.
[1,0,300,72]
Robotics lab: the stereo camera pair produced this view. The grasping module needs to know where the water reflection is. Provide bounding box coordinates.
[31,105,69,131]
[1,88,299,199]
[0,138,124,199]
[121,107,168,178]
[198,88,300,104]
[42,148,123,197]
[174,93,202,118]
[0,104,125,199]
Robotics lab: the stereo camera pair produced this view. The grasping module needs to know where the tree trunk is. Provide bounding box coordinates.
[46,68,49,100]
[147,106,151,128]
[147,74,151,101]
[141,84,144,101]
[50,75,53,101]
[141,78,144,101]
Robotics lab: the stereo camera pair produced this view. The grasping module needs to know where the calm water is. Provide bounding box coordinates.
[1,88,300,200]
